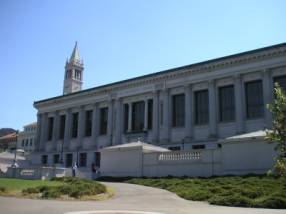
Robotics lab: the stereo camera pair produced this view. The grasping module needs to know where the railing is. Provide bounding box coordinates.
[158,151,201,161]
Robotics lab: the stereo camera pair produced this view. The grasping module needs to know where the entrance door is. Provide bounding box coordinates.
[95,152,101,167]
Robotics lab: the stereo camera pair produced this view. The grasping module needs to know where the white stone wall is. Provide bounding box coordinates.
[101,148,143,177]
[100,140,276,178]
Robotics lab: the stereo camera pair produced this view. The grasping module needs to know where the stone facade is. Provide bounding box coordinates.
[17,122,37,153]
[32,43,286,171]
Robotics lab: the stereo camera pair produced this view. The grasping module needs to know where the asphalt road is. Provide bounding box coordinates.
[0,182,285,214]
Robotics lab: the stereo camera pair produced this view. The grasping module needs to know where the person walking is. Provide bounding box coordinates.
[72,162,77,177]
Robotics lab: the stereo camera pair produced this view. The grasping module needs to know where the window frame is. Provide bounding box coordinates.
[245,80,264,119]
[71,112,79,138]
[218,85,235,122]
[85,110,93,137]
[99,107,108,135]
[194,90,209,125]
[172,93,185,128]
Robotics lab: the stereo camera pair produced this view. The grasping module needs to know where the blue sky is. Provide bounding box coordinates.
[0,0,286,130]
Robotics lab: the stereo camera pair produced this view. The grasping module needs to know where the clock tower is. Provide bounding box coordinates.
[63,42,84,95]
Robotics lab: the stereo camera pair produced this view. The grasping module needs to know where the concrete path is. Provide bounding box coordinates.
[0,182,285,214]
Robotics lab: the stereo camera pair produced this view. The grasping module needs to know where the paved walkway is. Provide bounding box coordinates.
[0,182,285,214]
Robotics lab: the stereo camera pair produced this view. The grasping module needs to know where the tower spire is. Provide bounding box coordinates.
[70,41,81,63]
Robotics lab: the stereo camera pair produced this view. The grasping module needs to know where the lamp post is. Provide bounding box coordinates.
[60,139,64,165]
[13,130,19,167]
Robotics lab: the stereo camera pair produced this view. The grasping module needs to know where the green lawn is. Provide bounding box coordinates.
[126,175,286,209]
[0,178,62,191]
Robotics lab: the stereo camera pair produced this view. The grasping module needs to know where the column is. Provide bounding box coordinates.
[208,80,217,138]
[91,103,99,148]
[115,98,123,144]
[52,111,59,149]
[263,69,272,129]
[152,90,160,143]
[234,74,245,133]
[128,102,132,132]
[63,109,71,148]
[144,100,148,130]
[162,88,170,143]
[40,113,48,150]
[36,113,42,151]
[184,84,193,140]
[78,106,85,146]
[107,100,114,145]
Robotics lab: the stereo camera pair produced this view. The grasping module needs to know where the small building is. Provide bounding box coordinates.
[0,132,18,151]
[100,141,169,177]
[17,122,37,153]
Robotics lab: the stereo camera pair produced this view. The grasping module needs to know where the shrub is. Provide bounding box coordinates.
[40,177,106,199]
[41,187,61,199]
[254,193,286,209]
[209,194,252,207]
[125,175,286,209]
[22,187,40,195]
[0,186,6,193]
[19,177,106,199]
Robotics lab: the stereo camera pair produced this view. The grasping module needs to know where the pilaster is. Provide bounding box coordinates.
[115,98,123,145]
[184,84,193,140]
[63,109,71,149]
[262,69,273,129]
[78,105,85,145]
[91,103,99,149]
[52,111,59,149]
[144,99,148,131]
[128,102,132,132]
[107,99,114,145]
[162,88,170,143]
[208,80,217,138]
[40,113,48,150]
[234,74,245,133]
[152,90,160,143]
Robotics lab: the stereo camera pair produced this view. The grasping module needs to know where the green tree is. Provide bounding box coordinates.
[266,83,286,177]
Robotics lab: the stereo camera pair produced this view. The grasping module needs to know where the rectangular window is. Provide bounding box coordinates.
[219,85,235,122]
[59,115,66,140]
[41,155,48,165]
[160,102,163,125]
[85,110,93,137]
[192,144,206,150]
[79,153,87,167]
[147,99,153,130]
[245,80,264,119]
[172,94,185,127]
[71,112,79,138]
[25,139,29,146]
[274,75,286,92]
[132,101,145,132]
[195,90,209,125]
[94,152,101,167]
[168,146,181,151]
[124,104,129,132]
[99,107,108,135]
[65,153,73,167]
[53,154,60,164]
[29,138,33,146]
[47,117,54,141]
[22,140,24,147]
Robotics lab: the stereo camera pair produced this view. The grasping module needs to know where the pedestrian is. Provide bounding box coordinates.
[72,162,77,177]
